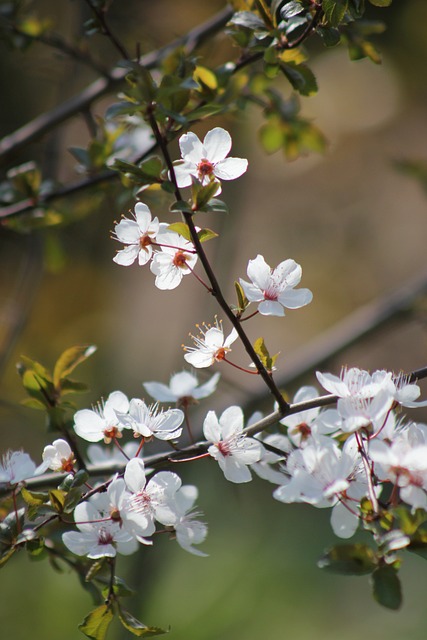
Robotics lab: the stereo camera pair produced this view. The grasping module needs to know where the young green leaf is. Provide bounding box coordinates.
[53,345,96,390]
[78,604,114,640]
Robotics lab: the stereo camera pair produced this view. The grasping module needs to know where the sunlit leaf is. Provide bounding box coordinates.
[53,345,96,390]
[78,604,114,640]
[118,607,168,637]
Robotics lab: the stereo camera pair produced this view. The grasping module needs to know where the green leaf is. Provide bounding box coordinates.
[259,121,283,154]
[253,337,278,371]
[79,605,114,640]
[48,489,66,513]
[59,378,89,395]
[118,607,168,637]
[0,546,17,568]
[26,536,45,557]
[229,11,266,30]
[280,62,318,96]
[323,0,348,27]
[21,398,47,410]
[53,345,97,390]
[204,199,229,214]
[318,26,341,47]
[192,180,220,210]
[235,281,249,313]
[169,201,193,214]
[167,222,192,241]
[21,488,48,506]
[186,104,225,122]
[197,228,218,243]
[368,0,391,6]
[318,543,377,575]
[371,566,402,610]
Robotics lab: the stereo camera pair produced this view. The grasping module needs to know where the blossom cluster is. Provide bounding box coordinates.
[251,368,427,541]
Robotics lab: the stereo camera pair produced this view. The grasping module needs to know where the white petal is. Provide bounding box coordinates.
[179,132,204,163]
[218,456,252,483]
[124,458,146,493]
[258,300,285,316]
[278,288,313,309]
[246,255,272,291]
[203,411,221,442]
[113,244,139,266]
[73,409,105,442]
[134,202,152,230]
[193,372,220,399]
[173,161,196,188]
[184,350,214,368]
[114,218,140,243]
[143,381,177,402]
[203,127,232,163]
[331,502,359,539]
[214,157,248,180]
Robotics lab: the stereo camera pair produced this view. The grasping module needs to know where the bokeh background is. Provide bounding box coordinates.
[2,1,427,638]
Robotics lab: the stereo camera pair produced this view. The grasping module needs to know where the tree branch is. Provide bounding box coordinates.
[0,6,234,164]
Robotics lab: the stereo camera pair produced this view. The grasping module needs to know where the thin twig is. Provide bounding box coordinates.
[0,6,234,163]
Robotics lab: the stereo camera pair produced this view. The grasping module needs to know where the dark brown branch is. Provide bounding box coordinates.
[84,0,131,61]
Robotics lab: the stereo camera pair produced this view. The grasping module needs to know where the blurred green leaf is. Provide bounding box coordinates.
[53,345,97,390]
[323,0,348,27]
[318,543,377,575]
[368,0,391,6]
[198,228,218,243]
[371,566,402,610]
[280,62,318,96]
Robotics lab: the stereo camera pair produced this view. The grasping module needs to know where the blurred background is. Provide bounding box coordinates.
[1,1,427,638]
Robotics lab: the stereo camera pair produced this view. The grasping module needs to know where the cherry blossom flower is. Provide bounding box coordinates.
[73,390,129,443]
[369,438,427,509]
[124,458,182,536]
[316,367,392,400]
[171,485,208,557]
[38,439,75,473]
[183,319,239,369]
[143,370,220,406]
[239,254,312,317]
[273,438,365,538]
[278,386,341,447]
[173,127,248,190]
[0,451,38,486]
[203,406,263,483]
[62,500,138,559]
[112,202,160,266]
[117,399,183,441]
[150,226,198,290]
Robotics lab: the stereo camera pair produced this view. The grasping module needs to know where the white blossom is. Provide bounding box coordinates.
[73,391,129,443]
[183,319,238,369]
[38,439,75,473]
[203,406,263,483]
[62,500,138,559]
[172,485,208,557]
[112,202,160,266]
[150,226,198,290]
[239,254,312,317]
[117,399,184,441]
[143,370,220,405]
[0,451,38,486]
[124,458,181,537]
[173,127,248,191]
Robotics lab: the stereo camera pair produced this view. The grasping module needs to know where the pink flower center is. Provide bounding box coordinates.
[217,440,231,457]
[197,158,214,179]
[98,527,114,545]
[263,287,278,301]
